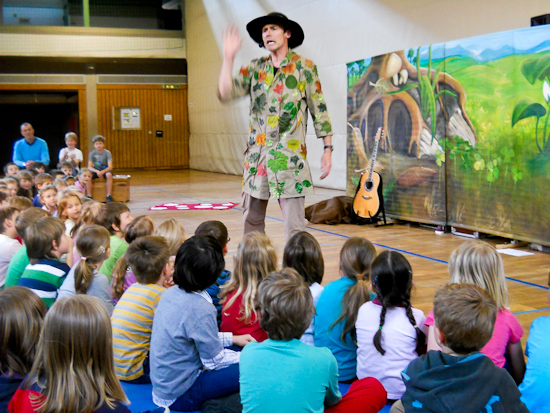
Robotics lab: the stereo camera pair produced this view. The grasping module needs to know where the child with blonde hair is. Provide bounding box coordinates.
[283,231,325,345]
[9,296,133,413]
[356,250,427,402]
[220,232,277,342]
[1,178,18,198]
[57,192,82,236]
[59,225,113,314]
[110,215,156,303]
[425,240,525,384]
[39,185,57,216]
[75,167,93,197]
[0,287,47,411]
[112,236,172,383]
[58,132,84,173]
[315,237,377,382]
[155,218,186,256]
[6,196,32,212]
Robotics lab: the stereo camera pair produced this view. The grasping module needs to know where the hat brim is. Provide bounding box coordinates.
[246,14,304,49]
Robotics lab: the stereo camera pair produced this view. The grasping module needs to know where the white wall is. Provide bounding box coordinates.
[187,0,550,190]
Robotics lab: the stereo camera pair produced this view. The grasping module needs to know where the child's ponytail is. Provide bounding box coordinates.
[110,254,130,301]
[74,225,110,295]
[373,299,388,355]
[74,258,95,294]
[330,237,376,343]
[403,295,427,355]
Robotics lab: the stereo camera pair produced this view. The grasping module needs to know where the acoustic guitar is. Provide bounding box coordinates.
[353,127,384,219]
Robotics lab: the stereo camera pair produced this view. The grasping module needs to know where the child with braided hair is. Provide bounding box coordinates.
[356,250,427,403]
[58,225,113,315]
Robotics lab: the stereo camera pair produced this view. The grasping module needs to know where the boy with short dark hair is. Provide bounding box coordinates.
[392,283,528,413]
[33,162,46,174]
[112,236,172,383]
[88,135,114,202]
[17,216,71,307]
[240,268,387,413]
[98,202,133,279]
[59,161,74,177]
[0,207,21,288]
[195,220,232,326]
[3,162,19,177]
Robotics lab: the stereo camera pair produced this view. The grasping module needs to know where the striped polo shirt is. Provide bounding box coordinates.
[111,283,166,381]
[18,259,70,307]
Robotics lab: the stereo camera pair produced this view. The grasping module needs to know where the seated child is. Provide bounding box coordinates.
[220,232,277,342]
[59,161,74,177]
[8,296,136,413]
[57,192,82,236]
[58,225,113,314]
[75,167,93,197]
[0,207,22,288]
[17,216,72,307]
[356,251,427,402]
[156,217,186,257]
[111,236,172,383]
[0,287,46,411]
[194,220,230,326]
[283,231,324,345]
[88,135,114,202]
[3,163,19,178]
[425,240,525,384]
[4,208,49,288]
[62,174,75,186]
[38,185,58,216]
[110,215,156,303]
[518,271,550,412]
[16,171,34,199]
[392,284,528,413]
[98,202,133,279]
[150,236,254,412]
[32,173,53,207]
[1,178,18,198]
[58,132,83,174]
[32,162,46,175]
[6,196,32,212]
[53,177,68,193]
[315,237,377,382]
[240,268,387,413]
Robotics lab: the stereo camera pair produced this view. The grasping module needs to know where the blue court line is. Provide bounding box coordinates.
[141,184,549,291]
[514,307,550,316]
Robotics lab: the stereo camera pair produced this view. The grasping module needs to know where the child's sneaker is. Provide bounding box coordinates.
[106,195,113,203]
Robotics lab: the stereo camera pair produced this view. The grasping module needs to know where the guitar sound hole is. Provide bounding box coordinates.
[365,180,374,191]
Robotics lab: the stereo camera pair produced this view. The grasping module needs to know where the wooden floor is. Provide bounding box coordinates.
[125,169,550,351]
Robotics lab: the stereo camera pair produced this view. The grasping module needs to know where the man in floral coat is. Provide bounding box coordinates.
[218,12,333,240]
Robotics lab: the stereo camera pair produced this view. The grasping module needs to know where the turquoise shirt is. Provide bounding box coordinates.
[314,277,376,381]
[4,245,29,288]
[240,339,341,412]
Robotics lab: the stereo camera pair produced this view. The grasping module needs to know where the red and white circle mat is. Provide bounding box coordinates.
[149,202,239,211]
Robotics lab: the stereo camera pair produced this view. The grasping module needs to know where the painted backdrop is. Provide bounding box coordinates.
[347,24,550,245]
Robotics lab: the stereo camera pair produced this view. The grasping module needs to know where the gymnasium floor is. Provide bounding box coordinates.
[126,169,550,351]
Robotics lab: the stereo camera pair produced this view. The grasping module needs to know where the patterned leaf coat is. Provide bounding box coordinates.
[222,50,332,199]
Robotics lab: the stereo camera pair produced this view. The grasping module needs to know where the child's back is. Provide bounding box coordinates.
[111,236,170,383]
[395,284,527,413]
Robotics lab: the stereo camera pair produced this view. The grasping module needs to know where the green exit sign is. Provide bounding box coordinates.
[163,84,181,89]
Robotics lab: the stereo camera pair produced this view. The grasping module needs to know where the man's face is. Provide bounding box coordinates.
[94,140,105,152]
[20,125,35,143]
[262,24,290,53]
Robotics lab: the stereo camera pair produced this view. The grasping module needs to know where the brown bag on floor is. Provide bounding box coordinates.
[305,196,354,225]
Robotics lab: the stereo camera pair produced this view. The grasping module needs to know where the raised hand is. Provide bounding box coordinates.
[222,25,242,61]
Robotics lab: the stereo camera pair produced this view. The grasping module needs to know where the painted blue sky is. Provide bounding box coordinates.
[348,24,550,72]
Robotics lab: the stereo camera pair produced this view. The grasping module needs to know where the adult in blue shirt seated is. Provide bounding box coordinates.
[12,123,50,169]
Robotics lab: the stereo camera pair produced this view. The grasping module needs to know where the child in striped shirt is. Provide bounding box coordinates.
[111,236,173,383]
[17,216,72,307]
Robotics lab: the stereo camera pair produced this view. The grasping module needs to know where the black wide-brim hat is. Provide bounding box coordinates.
[246,12,304,49]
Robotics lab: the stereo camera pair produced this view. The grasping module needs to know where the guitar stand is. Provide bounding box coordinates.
[373,191,393,228]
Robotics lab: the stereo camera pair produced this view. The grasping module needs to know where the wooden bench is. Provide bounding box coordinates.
[91,175,131,202]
